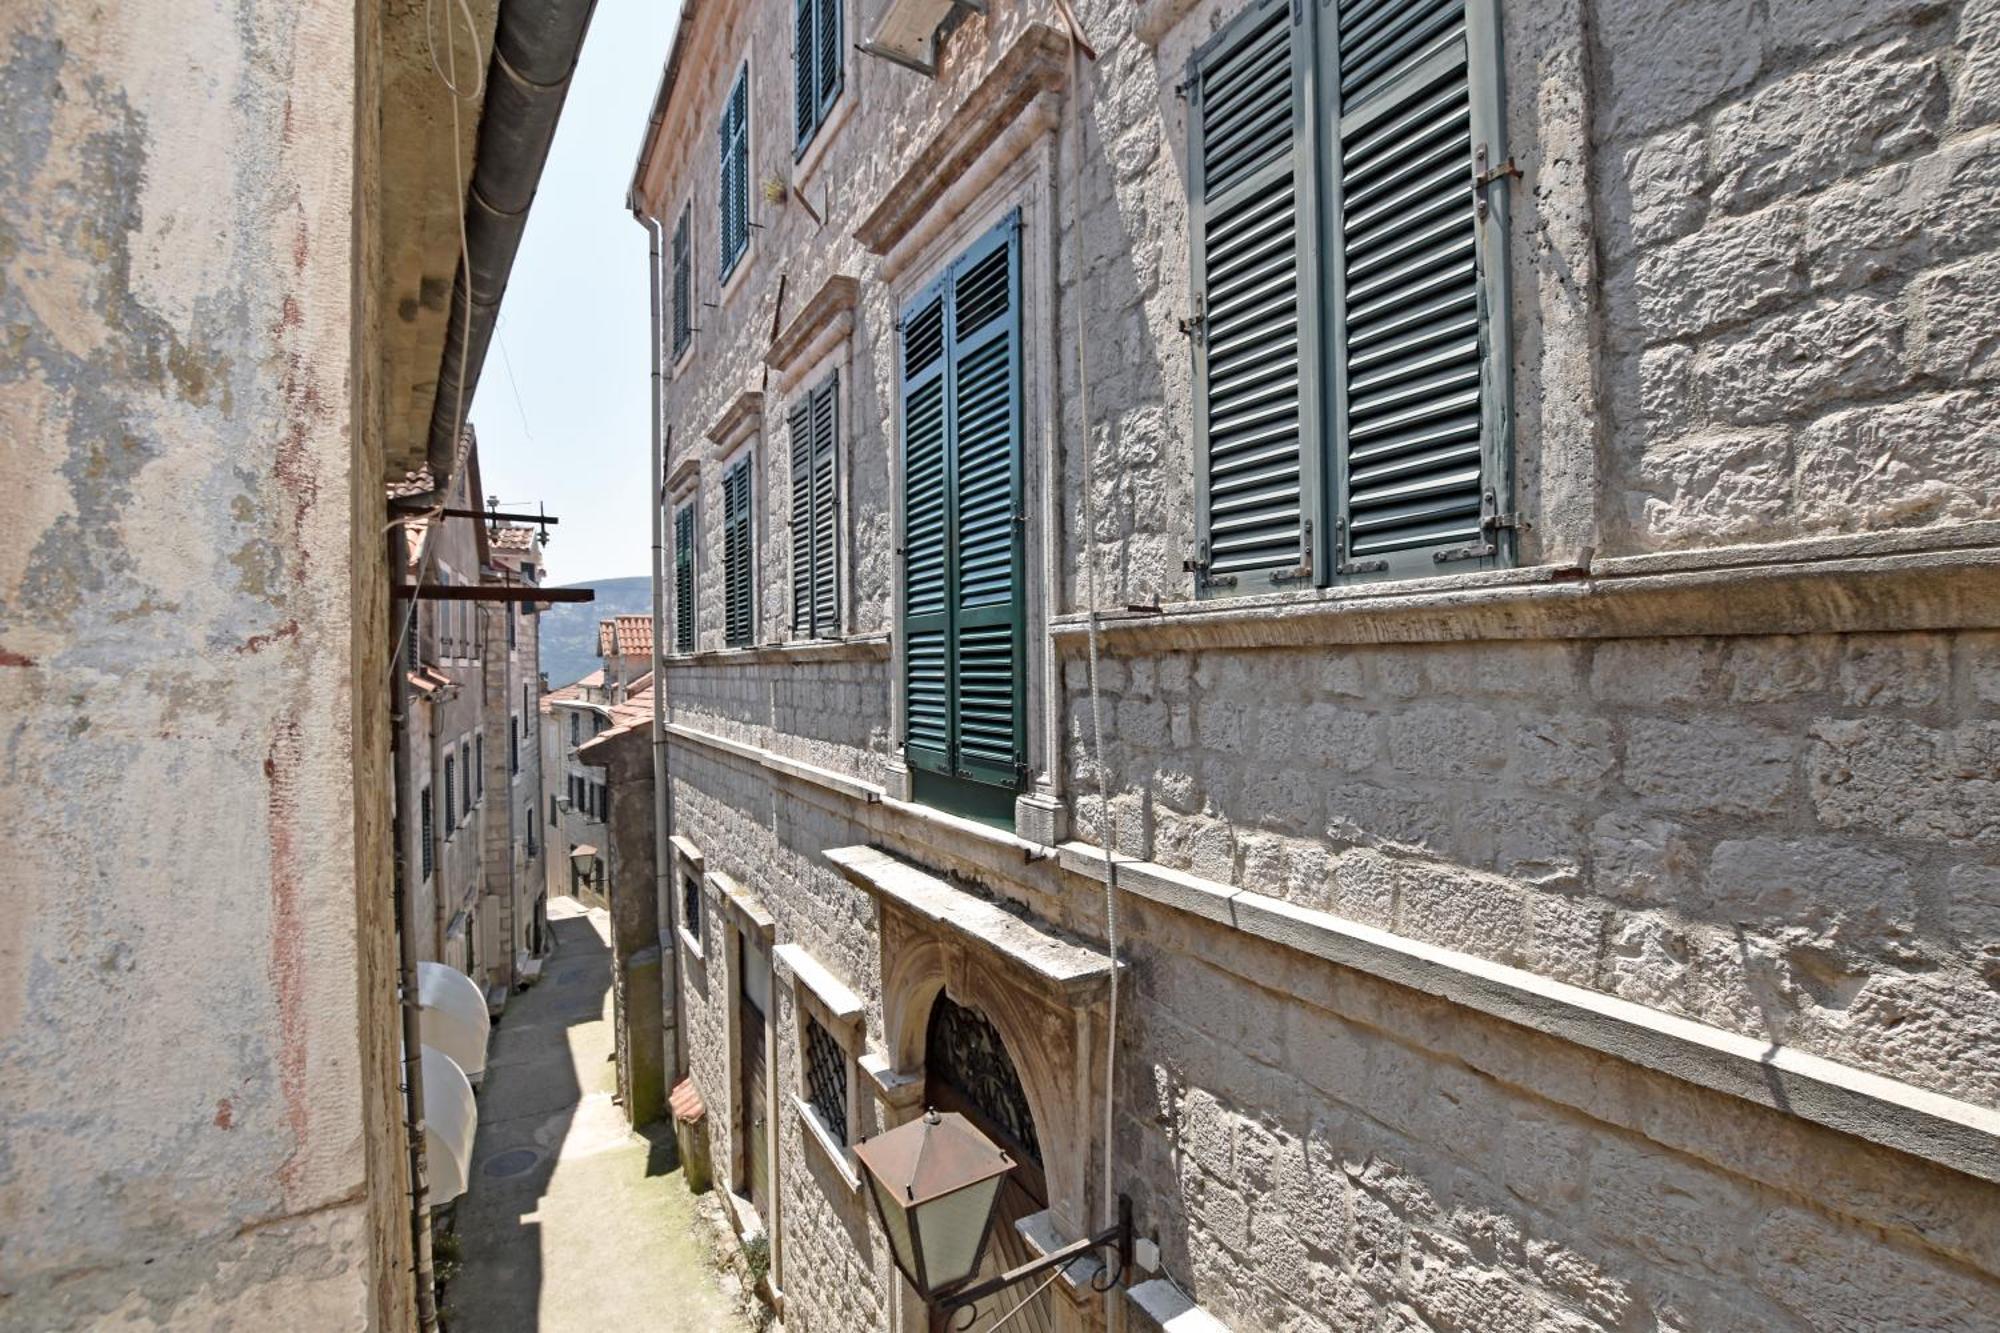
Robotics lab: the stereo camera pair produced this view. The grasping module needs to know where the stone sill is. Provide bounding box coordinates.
[1054,843,2000,1187]
[1050,525,2000,652]
[793,1095,862,1192]
[706,868,776,943]
[773,942,865,1024]
[1125,1279,1227,1332]
[663,634,890,668]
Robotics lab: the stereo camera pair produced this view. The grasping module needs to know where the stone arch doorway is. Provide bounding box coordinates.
[923,992,1054,1333]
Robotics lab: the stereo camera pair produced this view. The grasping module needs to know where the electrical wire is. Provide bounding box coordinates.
[976,1264,1068,1333]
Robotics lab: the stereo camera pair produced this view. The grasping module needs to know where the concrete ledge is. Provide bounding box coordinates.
[773,942,864,1023]
[664,722,883,805]
[662,634,890,667]
[1126,1279,1228,1332]
[826,845,1113,1002]
[1048,538,2000,653]
[1056,844,2000,1186]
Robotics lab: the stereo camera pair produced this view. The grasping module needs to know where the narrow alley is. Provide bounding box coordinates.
[443,900,746,1333]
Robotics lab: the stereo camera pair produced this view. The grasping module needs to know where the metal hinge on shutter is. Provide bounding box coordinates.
[1472,144,1521,222]
[1184,541,1236,592]
[1434,499,1530,564]
[1270,520,1313,585]
[1334,518,1386,576]
[1177,294,1205,342]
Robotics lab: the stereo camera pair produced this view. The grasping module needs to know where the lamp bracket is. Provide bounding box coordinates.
[938,1195,1133,1327]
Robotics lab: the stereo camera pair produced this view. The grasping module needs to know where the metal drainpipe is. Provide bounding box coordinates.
[389,525,439,1332]
[430,677,449,962]
[644,215,681,1085]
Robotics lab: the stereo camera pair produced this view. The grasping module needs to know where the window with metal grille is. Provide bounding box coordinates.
[718,64,750,280]
[673,501,697,653]
[722,454,755,648]
[672,203,693,358]
[419,786,434,879]
[793,0,842,153]
[788,372,839,638]
[803,1014,847,1147]
[1185,0,1511,593]
[681,871,702,946]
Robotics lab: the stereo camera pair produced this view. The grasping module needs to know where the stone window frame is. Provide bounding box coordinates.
[790,0,857,195]
[717,437,761,650]
[716,54,759,306]
[706,868,778,1221]
[775,941,864,1192]
[670,835,707,962]
[881,137,1060,829]
[783,346,851,643]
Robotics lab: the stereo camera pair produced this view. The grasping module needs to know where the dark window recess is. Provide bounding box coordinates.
[681,872,703,946]
[673,503,697,653]
[789,372,840,638]
[1185,0,1511,592]
[722,455,755,648]
[899,212,1027,822]
[925,992,1040,1166]
[419,786,434,879]
[443,756,457,834]
[671,202,694,357]
[792,0,842,153]
[475,735,484,796]
[549,794,559,826]
[570,713,580,745]
[803,1014,848,1147]
[510,719,520,775]
[719,65,750,279]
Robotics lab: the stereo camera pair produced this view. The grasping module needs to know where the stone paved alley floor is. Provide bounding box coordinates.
[443,898,746,1333]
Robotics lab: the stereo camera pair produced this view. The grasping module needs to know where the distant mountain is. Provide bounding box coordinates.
[538,575,652,689]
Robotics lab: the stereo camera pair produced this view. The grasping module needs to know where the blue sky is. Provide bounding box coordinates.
[472,0,682,587]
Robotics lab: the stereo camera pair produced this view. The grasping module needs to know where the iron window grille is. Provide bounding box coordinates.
[803,1014,848,1147]
[681,872,703,947]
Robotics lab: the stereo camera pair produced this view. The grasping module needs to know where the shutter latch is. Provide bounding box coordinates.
[1271,519,1313,584]
[1178,295,1205,343]
[1472,144,1521,221]
[1185,542,1235,592]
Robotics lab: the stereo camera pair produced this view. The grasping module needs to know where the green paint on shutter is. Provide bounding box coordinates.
[720,66,749,278]
[817,0,842,112]
[790,374,841,637]
[1324,0,1497,578]
[674,502,696,653]
[794,0,816,148]
[898,214,1025,812]
[723,456,754,647]
[1187,0,1321,595]
[671,204,692,357]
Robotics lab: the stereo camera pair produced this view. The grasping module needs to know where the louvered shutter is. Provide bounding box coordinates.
[794,0,816,148]
[1188,0,1321,594]
[945,219,1025,787]
[723,457,754,647]
[817,0,841,116]
[673,503,695,653]
[789,394,816,633]
[1325,0,1511,576]
[809,376,839,634]
[720,67,749,277]
[899,279,951,776]
[671,205,691,357]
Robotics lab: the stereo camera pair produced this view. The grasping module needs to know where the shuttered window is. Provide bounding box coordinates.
[443,756,457,834]
[899,213,1025,821]
[420,786,434,879]
[723,455,755,648]
[671,203,692,358]
[793,0,842,152]
[673,501,697,653]
[1188,0,1511,593]
[789,373,839,637]
[718,65,750,280]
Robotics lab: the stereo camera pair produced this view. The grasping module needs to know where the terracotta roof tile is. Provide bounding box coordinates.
[490,525,539,551]
[598,614,652,658]
[386,466,435,499]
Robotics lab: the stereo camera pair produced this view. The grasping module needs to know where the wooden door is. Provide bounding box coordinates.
[739,935,772,1220]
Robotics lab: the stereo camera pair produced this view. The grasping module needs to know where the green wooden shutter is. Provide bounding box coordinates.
[809,375,839,634]
[1187,0,1321,595]
[900,278,951,776]
[898,214,1025,798]
[720,66,749,278]
[674,502,696,653]
[723,457,754,646]
[794,0,816,148]
[789,374,840,637]
[944,218,1025,787]
[1324,0,1511,577]
[671,205,692,357]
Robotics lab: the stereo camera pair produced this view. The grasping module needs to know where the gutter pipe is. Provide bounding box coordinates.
[646,218,682,1085]
[425,0,602,484]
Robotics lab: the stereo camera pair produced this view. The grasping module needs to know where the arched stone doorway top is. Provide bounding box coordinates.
[829,844,1114,1240]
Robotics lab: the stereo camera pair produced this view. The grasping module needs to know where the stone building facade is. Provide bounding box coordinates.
[628,1,2000,1331]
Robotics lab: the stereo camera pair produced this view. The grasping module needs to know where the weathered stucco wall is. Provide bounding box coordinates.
[0,2,405,1326]
[637,0,2000,1329]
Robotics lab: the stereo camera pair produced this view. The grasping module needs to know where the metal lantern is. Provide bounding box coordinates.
[853,1109,1014,1299]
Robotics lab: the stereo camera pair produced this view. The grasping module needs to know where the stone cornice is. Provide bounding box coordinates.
[1055,843,2000,1187]
[1051,529,2000,653]
[766,274,859,377]
[665,452,701,494]
[853,23,1069,258]
[704,389,764,452]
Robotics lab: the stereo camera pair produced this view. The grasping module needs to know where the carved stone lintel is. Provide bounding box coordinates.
[705,389,765,452]
[766,273,859,377]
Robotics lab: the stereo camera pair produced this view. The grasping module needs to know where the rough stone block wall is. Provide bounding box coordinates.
[1065,632,2000,1108]
[665,652,894,785]
[1599,0,2000,552]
